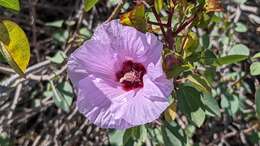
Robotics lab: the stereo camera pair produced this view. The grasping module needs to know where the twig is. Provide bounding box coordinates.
[7,83,22,121]
[26,64,67,81]
[106,0,125,22]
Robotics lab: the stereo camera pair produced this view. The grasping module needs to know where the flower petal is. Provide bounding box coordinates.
[68,39,119,80]
[93,20,163,67]
[76,76,135,129]
[119,75,170,125]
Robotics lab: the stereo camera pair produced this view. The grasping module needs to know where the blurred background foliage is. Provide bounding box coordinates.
[0,0,260,146]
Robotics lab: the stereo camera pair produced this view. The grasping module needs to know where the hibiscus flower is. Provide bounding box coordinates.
[68,20,173,129]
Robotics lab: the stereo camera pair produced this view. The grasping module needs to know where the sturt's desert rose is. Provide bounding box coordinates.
[68,20,173,129]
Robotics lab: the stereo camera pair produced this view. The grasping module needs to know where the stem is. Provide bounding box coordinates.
[166,5,175,50]
[151,7,168,45]
[173,15,196,36]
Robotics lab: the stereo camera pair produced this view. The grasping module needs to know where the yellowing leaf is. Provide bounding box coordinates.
[84,0,99,12]
[164,102,177,122]
[205,0,223,13]
[0,20,30,75]
[0,0,20,11]
[154,0,163,13]
[182,32,199,58]
[120,4,147,32]
[187,74,211,93]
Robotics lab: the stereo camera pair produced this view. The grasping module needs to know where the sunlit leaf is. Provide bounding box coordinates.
[205,0,223,13]
[250,62,260,76]
[45,20,64,28]
[120,4,147,32]
[233,0,247,4]
[164,102,177,122]
[228,44,250,56]
[253,52,260,59]
[183,32,199,58]
[0,0,20,11]
[109,130,125,146]
[187,74,211,93]
[216,55,248,66]
[235,22,247,32]
[154,0,163,13]
[84,0,99,12]
[0,20,30,75]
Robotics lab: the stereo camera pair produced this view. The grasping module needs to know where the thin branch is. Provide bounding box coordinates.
[106,0,126,22]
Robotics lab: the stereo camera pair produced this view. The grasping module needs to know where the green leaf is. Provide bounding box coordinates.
[154,0,163,13]
[0,20,30,76]
[187,74,211,93]
[0,51,6,62]
[220,94,239,116]
[109,130,125,146]
[252,52,260,59]
[202,93,221,117]
[45,20,64,28]
[50,81,73,112]
[250,62,260,76]
[177,85,206,127]
[167,65,190,78]
[123,126,147,146]
[200,50,217,65]
[161,121,188,146]
[0,133,12,146]
[84,0,99,12]
[235,22,247,32]
[183,32,199,58]
[216,55,248,66]
[255,87,260,118]
[248,132,260,144]
[233,0,247,4]
[47,51,67,64]
[229,44,250,56]
[0,0,20,11]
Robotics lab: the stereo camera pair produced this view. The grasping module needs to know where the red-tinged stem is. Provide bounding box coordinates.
[166,6,175,50]
[173,15,196,36]
[151,7,168,45]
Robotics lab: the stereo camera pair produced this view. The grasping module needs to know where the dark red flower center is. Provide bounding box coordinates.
[116,60,146,91]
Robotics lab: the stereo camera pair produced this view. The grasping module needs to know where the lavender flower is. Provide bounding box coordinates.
[68,20,173,129]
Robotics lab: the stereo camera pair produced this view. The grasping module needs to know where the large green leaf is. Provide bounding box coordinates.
[161,121,188,146]
[215,44,249,66]
[0,0,20,11]
[0,20,30,75]
[177,85,206,127]
[202,94,221,117]
[84,0,99,12]
[216,55,248,66]
[50,81,73,112]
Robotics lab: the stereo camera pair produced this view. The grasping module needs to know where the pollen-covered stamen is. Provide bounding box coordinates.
[116,60,146,91]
